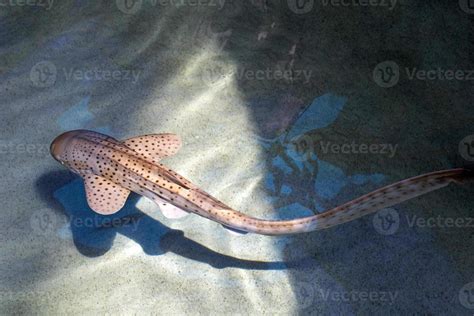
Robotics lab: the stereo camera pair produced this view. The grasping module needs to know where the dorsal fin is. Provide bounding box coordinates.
[83,175,130,215]
[122,134,182,163]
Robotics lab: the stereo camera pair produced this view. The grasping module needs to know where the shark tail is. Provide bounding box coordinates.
[221,168,470,235]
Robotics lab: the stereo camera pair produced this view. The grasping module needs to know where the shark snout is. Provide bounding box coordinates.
[50,130,84,162]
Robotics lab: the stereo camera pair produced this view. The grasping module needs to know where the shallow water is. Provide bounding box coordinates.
[1,2,473,314]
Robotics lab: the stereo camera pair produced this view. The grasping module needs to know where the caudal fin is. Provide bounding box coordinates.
[450,168,474,184]
[219,168,470,235]
[307,168,468,231]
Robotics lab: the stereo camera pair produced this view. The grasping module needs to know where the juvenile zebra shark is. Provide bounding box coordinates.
[50,130,472,235]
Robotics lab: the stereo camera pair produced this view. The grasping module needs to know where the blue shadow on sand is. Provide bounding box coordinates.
[38,172,295,270]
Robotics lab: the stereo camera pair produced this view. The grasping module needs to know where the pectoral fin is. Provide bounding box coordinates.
[122,133,182,163]
[83,175,130,215]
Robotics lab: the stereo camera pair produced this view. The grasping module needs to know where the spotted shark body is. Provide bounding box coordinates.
[50,130,471,236]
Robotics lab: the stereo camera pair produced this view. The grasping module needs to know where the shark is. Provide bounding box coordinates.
[50,130,472,235]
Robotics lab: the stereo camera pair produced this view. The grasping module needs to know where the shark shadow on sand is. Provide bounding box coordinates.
[35,170,304,270]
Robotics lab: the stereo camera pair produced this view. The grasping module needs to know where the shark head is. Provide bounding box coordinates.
[50,129,102,172]
[51,130,81,162]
